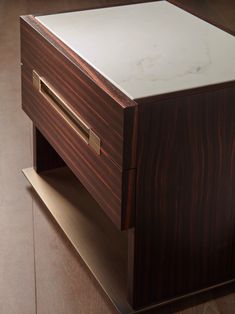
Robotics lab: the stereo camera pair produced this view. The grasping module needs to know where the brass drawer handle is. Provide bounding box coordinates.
[32,70,100,155]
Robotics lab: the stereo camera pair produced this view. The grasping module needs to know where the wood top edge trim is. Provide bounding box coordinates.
[134,81,235,105]
[20,15,137,109]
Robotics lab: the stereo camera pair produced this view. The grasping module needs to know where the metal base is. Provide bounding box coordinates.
[23,167,133,314]
[22,167,235,314]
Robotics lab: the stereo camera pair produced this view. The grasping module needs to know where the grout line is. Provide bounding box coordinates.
[32,197,38,314]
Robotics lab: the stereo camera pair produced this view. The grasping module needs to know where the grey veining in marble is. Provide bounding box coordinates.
[36,1,235,100]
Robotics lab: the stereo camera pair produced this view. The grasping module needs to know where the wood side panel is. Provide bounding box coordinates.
[20,15,137,170]
[132,86,235,308]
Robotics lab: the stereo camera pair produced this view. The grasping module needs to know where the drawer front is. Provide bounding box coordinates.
[20,16,136,230]
[20,15,137,169]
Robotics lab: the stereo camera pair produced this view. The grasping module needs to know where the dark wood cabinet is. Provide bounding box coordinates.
[21,1,235,312]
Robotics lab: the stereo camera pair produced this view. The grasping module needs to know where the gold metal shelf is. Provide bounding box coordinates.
[22,167,132,314]
[23,167,234,313]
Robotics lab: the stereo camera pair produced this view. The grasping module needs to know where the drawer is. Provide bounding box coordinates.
[20,16,137,230]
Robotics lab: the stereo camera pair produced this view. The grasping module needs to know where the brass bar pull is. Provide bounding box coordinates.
[32,70,100,155]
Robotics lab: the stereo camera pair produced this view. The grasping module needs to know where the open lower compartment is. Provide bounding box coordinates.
[22,166,133,314]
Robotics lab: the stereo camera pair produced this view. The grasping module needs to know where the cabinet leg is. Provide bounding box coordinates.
[33,125,65,173]
[127,228,135,306]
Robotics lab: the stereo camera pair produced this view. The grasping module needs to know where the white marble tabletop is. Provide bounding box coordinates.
[36,1,235,100]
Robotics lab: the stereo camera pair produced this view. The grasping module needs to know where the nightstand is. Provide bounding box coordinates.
[21,1,235,312]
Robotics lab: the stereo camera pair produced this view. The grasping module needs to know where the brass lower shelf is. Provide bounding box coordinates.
[22,167,235,314]
[22,167,132,314]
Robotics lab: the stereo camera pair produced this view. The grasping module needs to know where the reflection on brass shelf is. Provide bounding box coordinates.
[23,167,235,314]
[22,167,131,314]
[32,70,101,155]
